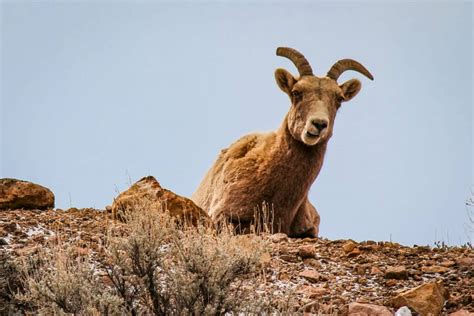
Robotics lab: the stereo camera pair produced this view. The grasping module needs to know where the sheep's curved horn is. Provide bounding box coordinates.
[276,47,313,76]
[327,59,374,81]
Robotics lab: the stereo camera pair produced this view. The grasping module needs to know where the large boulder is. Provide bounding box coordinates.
[111,176,210,225]
[392,281,449,316]
[0,178,54,210]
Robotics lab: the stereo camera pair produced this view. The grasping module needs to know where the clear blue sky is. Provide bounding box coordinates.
[1,1,472,246]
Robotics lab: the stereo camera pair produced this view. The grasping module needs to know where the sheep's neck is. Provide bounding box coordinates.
[263,119,327,221]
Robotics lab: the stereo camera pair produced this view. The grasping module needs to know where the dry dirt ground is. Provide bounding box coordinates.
[0,208,472,315]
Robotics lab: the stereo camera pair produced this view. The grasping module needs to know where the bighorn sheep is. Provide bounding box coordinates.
[192,47,373,237]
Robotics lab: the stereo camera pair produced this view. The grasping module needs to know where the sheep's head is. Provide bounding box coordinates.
[275,47,373,146]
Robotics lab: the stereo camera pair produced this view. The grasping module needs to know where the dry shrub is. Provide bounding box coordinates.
[0,250,24,314]
[15,245,125,315]
[16,199,293,315]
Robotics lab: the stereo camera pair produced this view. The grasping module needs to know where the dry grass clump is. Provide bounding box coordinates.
[16,246,125,315]
[0,250,25,314]
[15,199,290,315]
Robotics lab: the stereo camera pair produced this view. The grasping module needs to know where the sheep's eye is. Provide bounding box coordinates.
[291,90,302,101]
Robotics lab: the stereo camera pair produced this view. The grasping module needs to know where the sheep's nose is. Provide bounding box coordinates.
[311,119,328,132]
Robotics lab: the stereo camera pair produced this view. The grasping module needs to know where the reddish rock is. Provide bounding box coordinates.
[0,178,54,210]
[298,245,316,258]
[348,302,392,316]
[386,279,398,287]
[441,260,456,267]
[299,285,329,298]
[456,257,473,267]
[111,176,210,225]
[385,266,409,280]
[299,269,322,283]
[371,266,383,275]
[422,265,450,274]
[343,240,357,253]
[392,281,449,316]
[347,247,361,258]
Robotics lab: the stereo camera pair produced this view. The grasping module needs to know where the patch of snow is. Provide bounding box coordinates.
[25,225,54,237]
[2,234,13,244]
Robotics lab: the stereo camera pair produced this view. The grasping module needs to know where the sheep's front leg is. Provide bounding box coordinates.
[289,198,320,238]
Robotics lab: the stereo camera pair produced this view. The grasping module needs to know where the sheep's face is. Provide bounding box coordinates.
[275,69,361,146]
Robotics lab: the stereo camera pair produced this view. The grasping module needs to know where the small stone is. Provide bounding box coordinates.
[298,285,329,298]
[348,247,361,258]
[342,240,357,253]
[456,257,473,267]
[298,245,316,258]
[395,306,413,316]
[299,269,322,283]
[269,233,288,243]
[386,279,398,287]
[348,302,392,316]
[440,260,456,267]
[421,265,450,274]
[278,271,290,281]
[355,264,368,275]
[303,258,322,269]
[385,266,409,280]
[279,254,299,263]
[371,266,383,275]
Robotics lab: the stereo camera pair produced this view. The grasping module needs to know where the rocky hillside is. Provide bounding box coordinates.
[0,178,473,315]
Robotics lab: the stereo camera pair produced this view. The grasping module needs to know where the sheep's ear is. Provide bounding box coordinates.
[275,68,296,94]
[340,79,362,102]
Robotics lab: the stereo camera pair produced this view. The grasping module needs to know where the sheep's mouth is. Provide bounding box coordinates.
[306,131,319,138]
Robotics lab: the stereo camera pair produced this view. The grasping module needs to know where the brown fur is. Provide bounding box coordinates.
[192,54,368,238]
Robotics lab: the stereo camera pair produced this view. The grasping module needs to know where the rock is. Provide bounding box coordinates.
[355,264,368,275]
[279,254,299,263]
[422,265,450,274]
[298,245,316,258]
[278,271,290,281]
[347,247,361,258]
[456,257,473,268]
[348,302,392,316]
[371,266,383,275]
[0,178,54,210]
[449,309,474,316]
[395,306,413,316]
[386,279,398,287]
[299,269,322,283]
[298,285,329,298]
[269,233,288,243]
[392,281,449,316]
[440,260,456,267]
[385,266,409,280]
[111,176,209,225]
[343,240,357,253]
